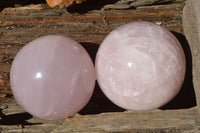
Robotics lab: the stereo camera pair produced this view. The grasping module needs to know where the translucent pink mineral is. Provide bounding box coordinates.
[95,21,186,111]
[10,35,95,120]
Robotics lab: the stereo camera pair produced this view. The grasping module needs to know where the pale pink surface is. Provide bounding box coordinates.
[10,35,95,120]
[95,21,186,111]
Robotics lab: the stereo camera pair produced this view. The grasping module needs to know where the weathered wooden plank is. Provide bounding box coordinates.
[52,107,200,132]
[102,0,183,10]
[0,6,183,44]
[183,0,200,115]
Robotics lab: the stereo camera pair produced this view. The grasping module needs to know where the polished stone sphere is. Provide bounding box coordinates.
[10,35,95,120]
[95,21,186,111]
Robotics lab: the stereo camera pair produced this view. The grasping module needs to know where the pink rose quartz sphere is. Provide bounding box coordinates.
[10,35,95,120]
[95,21,186,111]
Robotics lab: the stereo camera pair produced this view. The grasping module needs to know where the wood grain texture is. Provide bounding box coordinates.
[183,0,200,115]
[52,107,200,132]
[0,98,199,133]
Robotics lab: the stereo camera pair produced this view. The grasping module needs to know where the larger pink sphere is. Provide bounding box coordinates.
[10,35,95,120]
[95,21,186,111]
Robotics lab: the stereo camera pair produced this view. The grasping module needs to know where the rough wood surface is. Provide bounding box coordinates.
[1,98,200,133]
[183,0,200,115]
[102,0,178,10]
[52,107,200,133]
[0,0,198,132]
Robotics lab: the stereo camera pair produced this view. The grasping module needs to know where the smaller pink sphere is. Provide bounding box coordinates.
[10,35,95,120]
[95,21,186,111]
